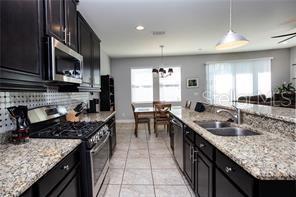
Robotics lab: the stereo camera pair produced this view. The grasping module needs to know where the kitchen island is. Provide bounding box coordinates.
[170,105,296,197]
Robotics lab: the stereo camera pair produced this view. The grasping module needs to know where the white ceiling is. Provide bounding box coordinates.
[78,0,296,58]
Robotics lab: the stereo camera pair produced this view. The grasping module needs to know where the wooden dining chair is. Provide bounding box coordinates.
[153,103,171,137]
[153,101,163,107]
[185,100,192,109]
[131,104,151,137]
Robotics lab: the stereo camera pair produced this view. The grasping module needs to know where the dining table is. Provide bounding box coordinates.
[134,106,182,116]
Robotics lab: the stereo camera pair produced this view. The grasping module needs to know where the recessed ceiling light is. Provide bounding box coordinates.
[136,26,144,31]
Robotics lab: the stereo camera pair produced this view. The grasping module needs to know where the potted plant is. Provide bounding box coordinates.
[273,82,296,105]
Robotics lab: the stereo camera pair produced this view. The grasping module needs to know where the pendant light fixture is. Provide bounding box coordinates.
[152,45,173,78]
[216,0,249,50]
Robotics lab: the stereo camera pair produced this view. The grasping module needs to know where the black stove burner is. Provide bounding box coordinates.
[33,121,104,139]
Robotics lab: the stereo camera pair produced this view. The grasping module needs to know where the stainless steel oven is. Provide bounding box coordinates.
[47,37,83,84]
[86,128,110,197]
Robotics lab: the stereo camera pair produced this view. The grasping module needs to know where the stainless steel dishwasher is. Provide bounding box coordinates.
[171,117,184,171]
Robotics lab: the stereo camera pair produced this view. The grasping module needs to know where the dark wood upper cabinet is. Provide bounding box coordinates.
[92,35,101,87]
[0,0,45,91]
[77,12,101,90]
[65,0,78,50]
[45,0,77,51]
[78,13,92,86]
[45,0,65,42]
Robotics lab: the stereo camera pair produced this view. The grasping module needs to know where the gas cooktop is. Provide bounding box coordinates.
[30,121,104,139]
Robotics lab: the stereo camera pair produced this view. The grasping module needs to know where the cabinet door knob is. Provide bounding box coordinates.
[199,143,205,148]
[225,166,232,173]
[62,165,70,171]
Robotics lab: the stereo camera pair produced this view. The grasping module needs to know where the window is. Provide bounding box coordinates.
[131,68,153,103]
[206,58,272,103]
[159,67,181,102]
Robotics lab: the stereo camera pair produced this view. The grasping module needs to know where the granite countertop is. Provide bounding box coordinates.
[206,101,296,123]
[79,111,116,122]
[0,139,81,197]
[170,107,296,180]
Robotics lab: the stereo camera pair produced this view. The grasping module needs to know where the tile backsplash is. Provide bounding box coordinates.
[0,91,96,134]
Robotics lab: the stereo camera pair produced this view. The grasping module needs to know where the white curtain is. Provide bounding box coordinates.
[206,58,272,103]
[159,67,181,102]
[131,68,153,103]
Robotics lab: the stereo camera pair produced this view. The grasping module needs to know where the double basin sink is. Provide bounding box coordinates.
[194,121,259,137]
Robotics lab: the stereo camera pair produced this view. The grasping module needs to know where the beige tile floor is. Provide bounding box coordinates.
[104,123,195,197]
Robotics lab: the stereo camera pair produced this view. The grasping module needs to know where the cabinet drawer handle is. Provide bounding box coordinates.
[192,149,198,164]
[225,166,232,173]
[62,165,70,171]
[199,143,205,148]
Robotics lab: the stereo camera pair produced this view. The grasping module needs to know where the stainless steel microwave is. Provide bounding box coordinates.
[47,37,83,84]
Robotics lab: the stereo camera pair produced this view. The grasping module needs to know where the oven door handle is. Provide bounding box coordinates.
[90,132,110,154]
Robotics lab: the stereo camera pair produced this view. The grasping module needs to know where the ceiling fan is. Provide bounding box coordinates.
[271,32,296,44]
[271,18,296,44]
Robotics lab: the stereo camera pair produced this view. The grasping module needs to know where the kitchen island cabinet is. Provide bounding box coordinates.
[169,107,296,197]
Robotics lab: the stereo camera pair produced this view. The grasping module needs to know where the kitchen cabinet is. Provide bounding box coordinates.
[45,0,77,51]
[0,0,46,91]
[195,150,213,197]
[92,35,101,88]
[183,135,195,187]
[77,12,101,91]
[176,120,296,197]
[65,0,78,50]
[20,146,81,197]
[45,0,65,42]
[78,13,92,87]
[215,168,246,197]
[36,147,81,197]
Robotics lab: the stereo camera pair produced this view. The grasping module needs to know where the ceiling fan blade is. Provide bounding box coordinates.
[272,32,296,38]
[278,35,296,43]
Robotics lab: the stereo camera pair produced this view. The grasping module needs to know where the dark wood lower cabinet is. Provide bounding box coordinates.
[184,138,194,187]
[195,150,213,197]
[215,168,246,197]
[21,147,81,197]
[173,120,296,197]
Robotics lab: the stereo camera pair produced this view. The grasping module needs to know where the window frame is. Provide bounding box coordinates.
[159,66,182,102]
[130,67,154,104]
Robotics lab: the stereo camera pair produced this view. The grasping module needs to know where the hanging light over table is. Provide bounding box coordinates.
[216,0,249,50]
[152,45,173,78]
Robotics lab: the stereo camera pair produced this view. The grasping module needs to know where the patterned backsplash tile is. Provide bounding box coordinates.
[0,91,96,134]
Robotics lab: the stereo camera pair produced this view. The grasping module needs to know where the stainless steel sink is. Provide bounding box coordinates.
[207,127,260,136]
[194,121,231,129]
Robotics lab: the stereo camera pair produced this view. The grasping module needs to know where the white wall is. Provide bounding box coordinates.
[111,48,291,120]
[100,49,111,75]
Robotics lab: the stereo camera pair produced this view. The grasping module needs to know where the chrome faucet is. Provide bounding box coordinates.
[217,105,241,124]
